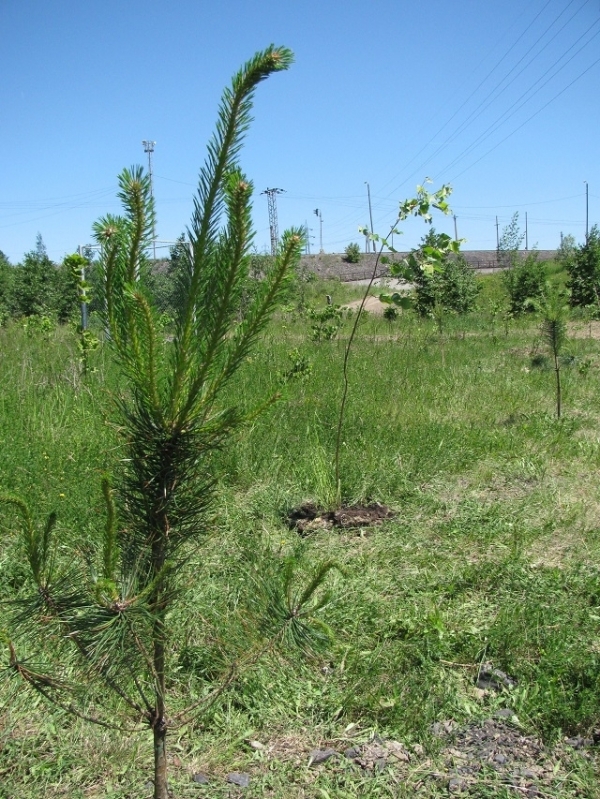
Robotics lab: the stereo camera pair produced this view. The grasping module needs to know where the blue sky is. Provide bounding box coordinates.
[1,0,599,263]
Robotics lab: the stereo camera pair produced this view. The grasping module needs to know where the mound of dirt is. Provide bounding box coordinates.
[288,502,393,533]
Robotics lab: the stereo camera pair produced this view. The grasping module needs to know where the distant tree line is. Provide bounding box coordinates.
[0,235,83,324]
[0,234,294,327]
[1,224,598,326]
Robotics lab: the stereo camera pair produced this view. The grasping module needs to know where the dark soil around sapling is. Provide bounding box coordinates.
[288,501,393,534]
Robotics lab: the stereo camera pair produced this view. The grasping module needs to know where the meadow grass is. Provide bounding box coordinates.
[2,274,600,797]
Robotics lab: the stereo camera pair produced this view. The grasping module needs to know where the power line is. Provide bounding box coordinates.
[427,0,587,162]
[447,51,600,181]
[441,19,600,178]
[373,0,557,200]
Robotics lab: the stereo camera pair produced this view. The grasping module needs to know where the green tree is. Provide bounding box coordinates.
[535,285,570,418]
[566,225,600,309]
[557,233,576,266]
[496,213,547,315]
[344,242,361,263]
[54,253,85,323]
[503,251,547,315]
[12,234,57,317]
[497,211,525,269]
[3,47,336,799]
[0,249,14,323]
[411,228,479,316]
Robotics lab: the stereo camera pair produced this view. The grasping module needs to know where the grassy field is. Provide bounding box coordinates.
[2,272,600,797]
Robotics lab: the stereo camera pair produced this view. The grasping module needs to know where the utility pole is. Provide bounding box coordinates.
[314,208,323,253]
[584,181,589,242]
[525,212,528,250]
[453,214,458,242]
[495,216,500,250]
[261,188,285,255]
[142,140,156,260]
[365,182,375,253]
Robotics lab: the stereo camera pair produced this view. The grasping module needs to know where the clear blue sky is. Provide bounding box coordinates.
[1,0,599,263]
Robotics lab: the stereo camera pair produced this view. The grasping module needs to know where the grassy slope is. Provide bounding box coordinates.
[1,273,600,797]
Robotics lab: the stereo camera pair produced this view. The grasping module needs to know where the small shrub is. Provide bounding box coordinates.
[344,242,361,263]
[278,347,312,383]
[566,226,600,309]
[308,304,344,341]
[502,252,547,315]
[414,253,479,317]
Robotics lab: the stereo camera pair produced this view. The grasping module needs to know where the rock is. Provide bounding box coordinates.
[493,753,508,764]
[565,736,584,749]
[386,740,410,762]
[521,767,540,779]
[448,776,467,793]
[192,773,210,785]
[344,746,361,759]
[247,740,265,750]
[308,748,337,766]
[432,720,457,737]
[476,662,517,691]
[226,772,250,788]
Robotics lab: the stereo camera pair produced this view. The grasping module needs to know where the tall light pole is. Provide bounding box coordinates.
[314,208,323,253]
[365,182,375,253]
[261,187,285,255]
[142,140,156,260]
[584,180,589,242]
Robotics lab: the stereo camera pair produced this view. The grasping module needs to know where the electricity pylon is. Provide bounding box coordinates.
[261,187,285,255]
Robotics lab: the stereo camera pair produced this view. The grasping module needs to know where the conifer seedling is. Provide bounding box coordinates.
[2,46,339,799]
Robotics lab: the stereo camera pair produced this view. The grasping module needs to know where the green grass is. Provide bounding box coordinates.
[2,273,600,797]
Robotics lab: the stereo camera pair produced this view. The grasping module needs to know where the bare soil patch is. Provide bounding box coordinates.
[199,715,598,796]
[288,502,393,534]
[568,320,600,340]
[343,296,389,315]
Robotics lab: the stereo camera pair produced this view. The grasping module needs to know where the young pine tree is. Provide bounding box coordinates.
[535,285,570,418]
[3,46,337,799]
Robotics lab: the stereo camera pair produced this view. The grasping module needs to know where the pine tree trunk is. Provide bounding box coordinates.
[151,498,169,799]
[554,355,562,419]
[153,713,168,799]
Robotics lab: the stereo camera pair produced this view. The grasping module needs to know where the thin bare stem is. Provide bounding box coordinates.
[334,224,396,506]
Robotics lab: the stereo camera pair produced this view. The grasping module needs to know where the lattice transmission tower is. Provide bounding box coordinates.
[261,187,285,255]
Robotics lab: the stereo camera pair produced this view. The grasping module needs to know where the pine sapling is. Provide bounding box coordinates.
[2,46,339,799]
[535,284,570,418]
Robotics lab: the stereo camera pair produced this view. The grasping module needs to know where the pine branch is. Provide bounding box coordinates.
[171,45,293,412]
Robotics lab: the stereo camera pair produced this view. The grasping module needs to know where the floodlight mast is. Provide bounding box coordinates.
[584,181,589,242]
[261,187,285,255]
[142,140,157,259]
[364,182,375,253]
[313,208,323,253]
